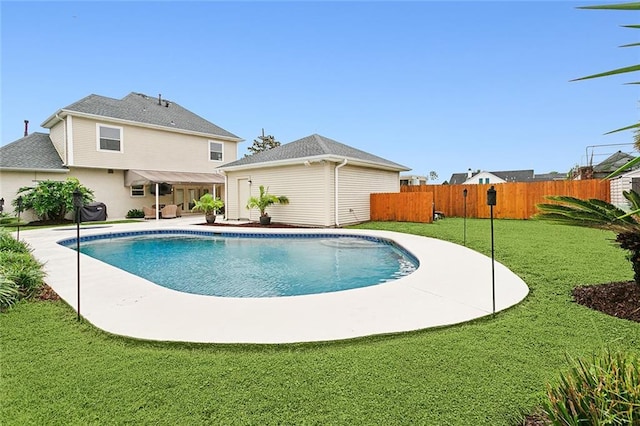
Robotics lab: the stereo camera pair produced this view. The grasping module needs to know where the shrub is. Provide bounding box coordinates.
[0,252,45,299]
[0,273,20,310]
[0,229,30,253]
[14,177,94,222]
[126,208,145,219]
[543,350,640,425]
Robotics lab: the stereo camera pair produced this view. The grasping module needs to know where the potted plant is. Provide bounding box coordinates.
[246,185,289,225]
[191,193,224,223]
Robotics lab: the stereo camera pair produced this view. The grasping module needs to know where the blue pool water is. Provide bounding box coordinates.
[60,231,418,298]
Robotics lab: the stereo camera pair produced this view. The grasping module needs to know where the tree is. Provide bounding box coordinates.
[536,191,640,284]
[245,128,280,157]
[573,2,640,177]
[429,171,438,182]
[14,178,94,222]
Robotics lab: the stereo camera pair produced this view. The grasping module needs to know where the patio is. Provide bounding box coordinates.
[18,218,529,343]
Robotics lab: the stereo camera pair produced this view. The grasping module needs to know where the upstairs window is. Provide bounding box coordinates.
[209,141,223,161]
[97,125,123,152]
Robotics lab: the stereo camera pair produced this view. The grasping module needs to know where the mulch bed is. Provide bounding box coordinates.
[199,221,311,228]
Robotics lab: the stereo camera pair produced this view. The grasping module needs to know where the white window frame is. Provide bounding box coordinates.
[96,124,124,153]
[130,185,145,197]
[209,141,223,162]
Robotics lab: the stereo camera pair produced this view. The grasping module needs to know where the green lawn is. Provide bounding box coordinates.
[2,219,639,425]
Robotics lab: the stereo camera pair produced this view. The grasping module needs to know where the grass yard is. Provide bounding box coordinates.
[2,219,639,425]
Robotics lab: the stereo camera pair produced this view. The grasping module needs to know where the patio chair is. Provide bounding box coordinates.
[161,204,178,219]
[143,206,156,220]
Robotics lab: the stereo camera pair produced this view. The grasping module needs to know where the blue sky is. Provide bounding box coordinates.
[2,1,638,183]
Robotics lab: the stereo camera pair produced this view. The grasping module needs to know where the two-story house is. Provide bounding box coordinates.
[0,92,243,221]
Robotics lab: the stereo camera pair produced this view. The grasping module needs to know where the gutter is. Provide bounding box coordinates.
[334,159,348,227]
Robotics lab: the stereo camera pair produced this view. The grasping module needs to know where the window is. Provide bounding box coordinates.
[130,185,145,197]
[97,124,123,152]
[209,141,223,161]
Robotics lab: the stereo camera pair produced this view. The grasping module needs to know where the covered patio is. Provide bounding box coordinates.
[124,169,225,220]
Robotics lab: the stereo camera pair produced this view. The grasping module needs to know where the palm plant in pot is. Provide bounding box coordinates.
[191,193,224,223]
[246,185,289,225]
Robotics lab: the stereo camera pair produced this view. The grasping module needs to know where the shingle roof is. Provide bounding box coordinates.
[0,132,66,170]
[220,134,409,170]
[593,151,636,173]
[44,92,241,139]
[448,169,534,184]
[491,169,534,182]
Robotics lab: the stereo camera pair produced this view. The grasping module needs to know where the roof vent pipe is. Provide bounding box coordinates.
[23,120,29,137]
[158,93,162,105]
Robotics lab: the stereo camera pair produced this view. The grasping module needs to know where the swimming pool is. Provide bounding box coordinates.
[59,230,418,297]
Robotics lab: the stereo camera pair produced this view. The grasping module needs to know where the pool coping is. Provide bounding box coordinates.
[18,220,529,344]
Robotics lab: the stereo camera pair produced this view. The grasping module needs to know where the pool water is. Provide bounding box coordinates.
[71,233,418,298]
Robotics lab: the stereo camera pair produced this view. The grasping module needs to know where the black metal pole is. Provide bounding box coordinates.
[463,189,468,246]
[490,204,495,315]
[16,196,22,241]
[486,185,497,316]
[76,205,81,322]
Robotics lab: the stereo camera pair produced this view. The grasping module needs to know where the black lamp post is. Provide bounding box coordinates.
[487,185,497,315]
[16,196,23,241]
[72,189,83,321]
[462,189,468,246]
[0,197,4,213]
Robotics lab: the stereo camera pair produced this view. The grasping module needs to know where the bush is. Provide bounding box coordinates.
[543,350,640,425]
[126,208,145,219]
[0,252,45,299]
[0,273,20,310]
[0,229,30,253]
[14,177,94,222]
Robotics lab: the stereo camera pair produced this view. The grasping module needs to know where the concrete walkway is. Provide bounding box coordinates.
[18,218,529,344]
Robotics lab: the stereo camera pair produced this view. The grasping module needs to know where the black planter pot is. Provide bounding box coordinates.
[259,216,271,225]
[205,214,216,223]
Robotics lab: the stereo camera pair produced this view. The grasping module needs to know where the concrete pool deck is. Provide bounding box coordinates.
[18,218,529,344]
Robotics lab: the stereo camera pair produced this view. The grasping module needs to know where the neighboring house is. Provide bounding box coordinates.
[400,175,428,186]
[218,134,410,227]
[572,151,637,180]
[0,92,243,220]
[448,169,535,185]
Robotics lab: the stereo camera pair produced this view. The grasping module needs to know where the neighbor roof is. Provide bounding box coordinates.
[447,169,534,184]
[0,132,67,171]
[593,151,636,173]
[41,92,241,140]
[219,134,410,171]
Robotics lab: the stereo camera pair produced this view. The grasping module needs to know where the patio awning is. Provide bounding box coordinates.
[124,169,225,186]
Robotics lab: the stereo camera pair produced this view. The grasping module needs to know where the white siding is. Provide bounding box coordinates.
[464,172,505,185]
[226,163,332,226]
[610,170,640,209]
[337,165,399,225]
[70,116,238,172]
[225,162,400,227]
[0,170,70,222]
[49,120,66,162]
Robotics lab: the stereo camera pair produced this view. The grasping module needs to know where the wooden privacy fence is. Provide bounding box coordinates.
[370,192,434,223]
[399,180,610,220]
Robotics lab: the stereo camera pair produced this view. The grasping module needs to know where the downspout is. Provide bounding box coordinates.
[55,113,67,165]
[334,159,348,227]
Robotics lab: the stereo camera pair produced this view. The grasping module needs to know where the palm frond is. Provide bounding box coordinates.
[624,190,640,210]
[578,2,640,10]
[570,64,640,82]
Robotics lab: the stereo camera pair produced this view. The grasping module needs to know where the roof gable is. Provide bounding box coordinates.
[220,134,409,171]
[0,132,66,170]
[43,92,241,140]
